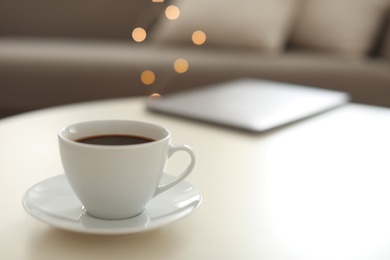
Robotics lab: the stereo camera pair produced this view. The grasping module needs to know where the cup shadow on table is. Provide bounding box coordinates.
[27,225,183,259]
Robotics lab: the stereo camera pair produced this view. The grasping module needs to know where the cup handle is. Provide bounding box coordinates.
[153,144,196,197]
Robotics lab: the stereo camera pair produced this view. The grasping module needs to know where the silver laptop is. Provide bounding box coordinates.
[145,78,349,132]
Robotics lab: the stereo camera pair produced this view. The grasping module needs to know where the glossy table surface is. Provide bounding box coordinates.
[1,97,390,260]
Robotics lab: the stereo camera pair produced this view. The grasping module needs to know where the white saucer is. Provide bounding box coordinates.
[22,174,201,235]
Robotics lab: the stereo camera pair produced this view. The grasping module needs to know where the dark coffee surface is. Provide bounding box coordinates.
[76,134,154,145]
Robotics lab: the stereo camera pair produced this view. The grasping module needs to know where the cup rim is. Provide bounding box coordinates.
[58,119,170,149]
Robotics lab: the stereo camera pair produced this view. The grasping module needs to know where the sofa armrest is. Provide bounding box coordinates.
[0,0,165,40]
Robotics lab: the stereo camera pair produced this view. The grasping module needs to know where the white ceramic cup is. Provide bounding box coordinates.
[58,120,195,220]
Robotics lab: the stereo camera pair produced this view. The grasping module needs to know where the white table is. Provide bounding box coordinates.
[1,97,390,260]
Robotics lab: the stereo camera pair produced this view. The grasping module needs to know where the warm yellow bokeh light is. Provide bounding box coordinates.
[174,58,189,74]
[192,30,207,45]
[165,5,180,20]
[150,93,162,98]
[152,0,164,2]
[132,27,147,42]
[141,70,155,85]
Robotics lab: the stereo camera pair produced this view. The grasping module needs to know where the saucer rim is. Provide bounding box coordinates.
[22,174,202,235]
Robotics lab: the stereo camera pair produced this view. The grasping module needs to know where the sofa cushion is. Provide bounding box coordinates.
[150,0,300,53]
[290,0,390,58]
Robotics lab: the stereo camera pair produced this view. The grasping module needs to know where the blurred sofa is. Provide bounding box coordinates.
[1,0,390,118]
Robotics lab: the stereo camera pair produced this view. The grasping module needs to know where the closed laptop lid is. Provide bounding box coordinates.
[145,78,350,132]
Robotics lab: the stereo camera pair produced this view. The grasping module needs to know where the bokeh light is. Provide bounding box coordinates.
[132,27,147,42]
[174,58,189,73]
[152,0,164,2]
[192,30,207,45]
[141,70,156,85]
[165,5,180,20]
[150,93,162,98]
